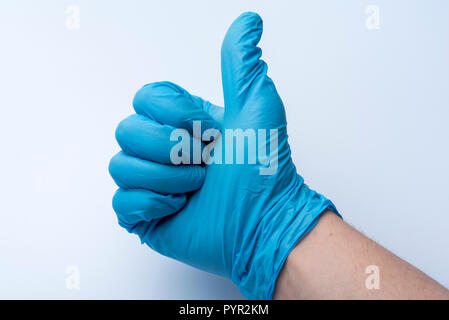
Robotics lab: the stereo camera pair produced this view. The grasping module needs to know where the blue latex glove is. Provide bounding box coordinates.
[109,12,338,299]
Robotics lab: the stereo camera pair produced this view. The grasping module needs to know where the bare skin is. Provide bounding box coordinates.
[273,211,449,300]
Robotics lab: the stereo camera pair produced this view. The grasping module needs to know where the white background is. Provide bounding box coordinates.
[0,0,448,299]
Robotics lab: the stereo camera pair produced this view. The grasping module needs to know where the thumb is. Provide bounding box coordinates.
[221,12,285,126]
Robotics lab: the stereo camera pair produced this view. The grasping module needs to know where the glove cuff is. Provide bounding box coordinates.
[233,176,339,299]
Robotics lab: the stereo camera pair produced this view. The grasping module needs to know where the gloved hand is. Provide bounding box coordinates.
[109,12,338,299]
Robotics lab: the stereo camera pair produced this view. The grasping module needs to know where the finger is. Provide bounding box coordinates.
[133,81,221,137]
[115,114,205,165]
[109,151,205,194]
[113,188,186,228]
[191,94,224,125]
[221,12,284,123]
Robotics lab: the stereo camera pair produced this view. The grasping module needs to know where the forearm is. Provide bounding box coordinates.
[273,211,449,299]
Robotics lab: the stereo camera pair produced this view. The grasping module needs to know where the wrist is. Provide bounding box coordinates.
[233,178,338,299]
[273,210,340,299]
